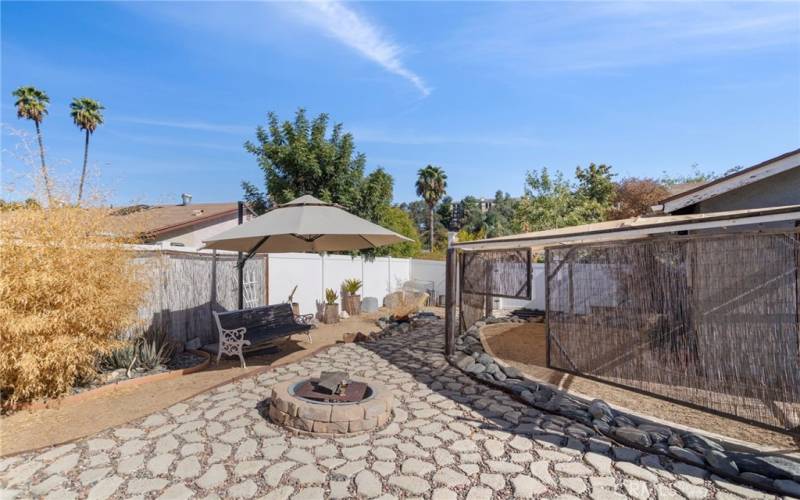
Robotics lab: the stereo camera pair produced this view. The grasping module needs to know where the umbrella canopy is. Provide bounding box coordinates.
[202,195,412,254]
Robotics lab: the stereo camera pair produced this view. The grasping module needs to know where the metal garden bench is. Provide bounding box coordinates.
[212,303,314,368]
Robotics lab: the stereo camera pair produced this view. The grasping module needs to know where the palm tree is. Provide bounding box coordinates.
[12,86,52,203]
[415,165,448,251]
[70,97,105,203]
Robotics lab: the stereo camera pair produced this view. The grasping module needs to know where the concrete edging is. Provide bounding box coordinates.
[9,349,212,412]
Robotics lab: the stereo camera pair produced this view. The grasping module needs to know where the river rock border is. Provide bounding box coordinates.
[268,376,394,435]
[448,315,800,498]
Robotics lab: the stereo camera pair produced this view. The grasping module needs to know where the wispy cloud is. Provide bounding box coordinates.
[287,1,430,96]
[352,127,539,147]
[447,2,799,74]
[117,116,251,135]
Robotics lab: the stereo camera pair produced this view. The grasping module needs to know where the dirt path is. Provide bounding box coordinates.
[0,315,383,456]
[481,322,797,449]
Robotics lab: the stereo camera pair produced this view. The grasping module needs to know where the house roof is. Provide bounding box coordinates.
[656,148,800,214]
[451,204,800,251]
[105,202,241,239]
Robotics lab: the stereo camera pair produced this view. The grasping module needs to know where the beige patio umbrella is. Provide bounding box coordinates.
[203,194,412,254]
[203,194,412,308]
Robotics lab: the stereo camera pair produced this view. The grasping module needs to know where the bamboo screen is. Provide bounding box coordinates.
[459,249,531,333]
[131,251,267,347]
[546,229,800,432]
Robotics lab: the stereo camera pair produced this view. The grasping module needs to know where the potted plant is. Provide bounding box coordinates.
[287,285,300,316]
[341,278,362,316]
[323,288,339,324]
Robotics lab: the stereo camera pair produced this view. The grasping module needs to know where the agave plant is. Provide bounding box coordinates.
[325,288,338,305]
[137,328,174,371]
[103,341,137,371]
[342,278,362,295]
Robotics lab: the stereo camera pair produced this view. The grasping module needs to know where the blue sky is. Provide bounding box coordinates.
[2,1,799,206]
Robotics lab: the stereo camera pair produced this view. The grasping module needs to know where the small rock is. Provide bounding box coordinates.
[704,449,739,477]
[613,427,652,448]
[668,446,705,467]
[589,400,614,422]
[775,479,800,497]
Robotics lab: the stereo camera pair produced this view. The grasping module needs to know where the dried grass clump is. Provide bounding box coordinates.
[0,205,146,407]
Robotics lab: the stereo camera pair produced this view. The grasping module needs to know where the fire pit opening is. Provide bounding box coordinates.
[268,373,394,435]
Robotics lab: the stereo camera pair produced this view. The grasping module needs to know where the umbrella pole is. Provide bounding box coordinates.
[237,234,271,310]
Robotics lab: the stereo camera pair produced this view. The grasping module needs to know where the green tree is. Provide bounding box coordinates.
[373,206,422,258]
[399,200,429,233]
[70,97,105,203]
[415,165,448,251]
[459,196,484,233]
[513,167,608,232]
[436,196,454,230]
[241,181,270,215]
[575,162,615,221]
[356,167,394,224]
[12,86,52,203]
[245,109,365,208]
[484,191,518,238]
[576,163,615,205]
[659,162,730,186]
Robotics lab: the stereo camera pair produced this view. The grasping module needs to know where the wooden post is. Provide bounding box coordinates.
[264,254,270,306]
[237,201,245,310]
[568,261,574,315]
[545,247,552,368]
[445,247,457,356]
[484,256,493,318]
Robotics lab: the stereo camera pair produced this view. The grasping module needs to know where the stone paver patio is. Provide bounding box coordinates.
[0,319,781,499]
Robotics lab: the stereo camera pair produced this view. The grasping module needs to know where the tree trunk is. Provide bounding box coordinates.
[429,205,435,251]
[35,121,52,204]
[78,130,90,203]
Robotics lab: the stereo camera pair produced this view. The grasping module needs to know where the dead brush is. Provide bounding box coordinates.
[0,204,147,408]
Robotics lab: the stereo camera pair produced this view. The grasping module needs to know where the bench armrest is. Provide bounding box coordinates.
[218,326,252,368]
[295,314,316,327]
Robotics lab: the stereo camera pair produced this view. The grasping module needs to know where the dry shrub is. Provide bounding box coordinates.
[0,205,147,406]
[611,178,671,219]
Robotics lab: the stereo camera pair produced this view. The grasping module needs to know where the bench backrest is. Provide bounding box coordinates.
[215,303,296,333]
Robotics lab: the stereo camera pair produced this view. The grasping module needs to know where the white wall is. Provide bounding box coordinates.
[406,258,548,312]
[409,259,447,304]
[160,217,239,248]
[497,263,546,311]
[267,253,413,315]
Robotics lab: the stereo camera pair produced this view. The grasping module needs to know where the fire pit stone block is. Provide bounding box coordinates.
[348,417,378,432]
[313,420,350,434]
[268,375,394,435]
[298,403,333,422]
[330,404,366,422]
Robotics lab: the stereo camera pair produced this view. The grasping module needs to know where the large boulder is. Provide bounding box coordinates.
[383,290,429,317]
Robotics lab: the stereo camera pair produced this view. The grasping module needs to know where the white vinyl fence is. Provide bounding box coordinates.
[129,244,548,348]
[129,244,449,347]
[268,253,415,315]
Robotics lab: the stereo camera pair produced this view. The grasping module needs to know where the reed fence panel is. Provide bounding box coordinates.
[130,249,266,347]
[547,229,800,432]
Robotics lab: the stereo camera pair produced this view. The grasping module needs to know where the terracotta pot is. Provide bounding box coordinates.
[323,303,340,324]
[291,303,300,316]
[344,294,361,315]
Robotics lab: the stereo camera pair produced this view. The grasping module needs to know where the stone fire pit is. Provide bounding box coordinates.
[268,374,394,434]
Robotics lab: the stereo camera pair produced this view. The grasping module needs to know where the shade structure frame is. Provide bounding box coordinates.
[203,194,412,256]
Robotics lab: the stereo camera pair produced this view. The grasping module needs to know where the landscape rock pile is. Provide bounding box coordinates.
[449,315,800,498]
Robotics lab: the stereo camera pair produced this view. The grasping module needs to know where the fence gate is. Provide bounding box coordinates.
[545,229,800,433]
[446,247,533,355]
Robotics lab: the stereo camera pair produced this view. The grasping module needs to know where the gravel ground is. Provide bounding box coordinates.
[0,318,783,499]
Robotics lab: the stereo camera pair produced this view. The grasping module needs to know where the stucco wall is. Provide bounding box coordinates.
[159,216,241,247]
[691,166,800,213]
